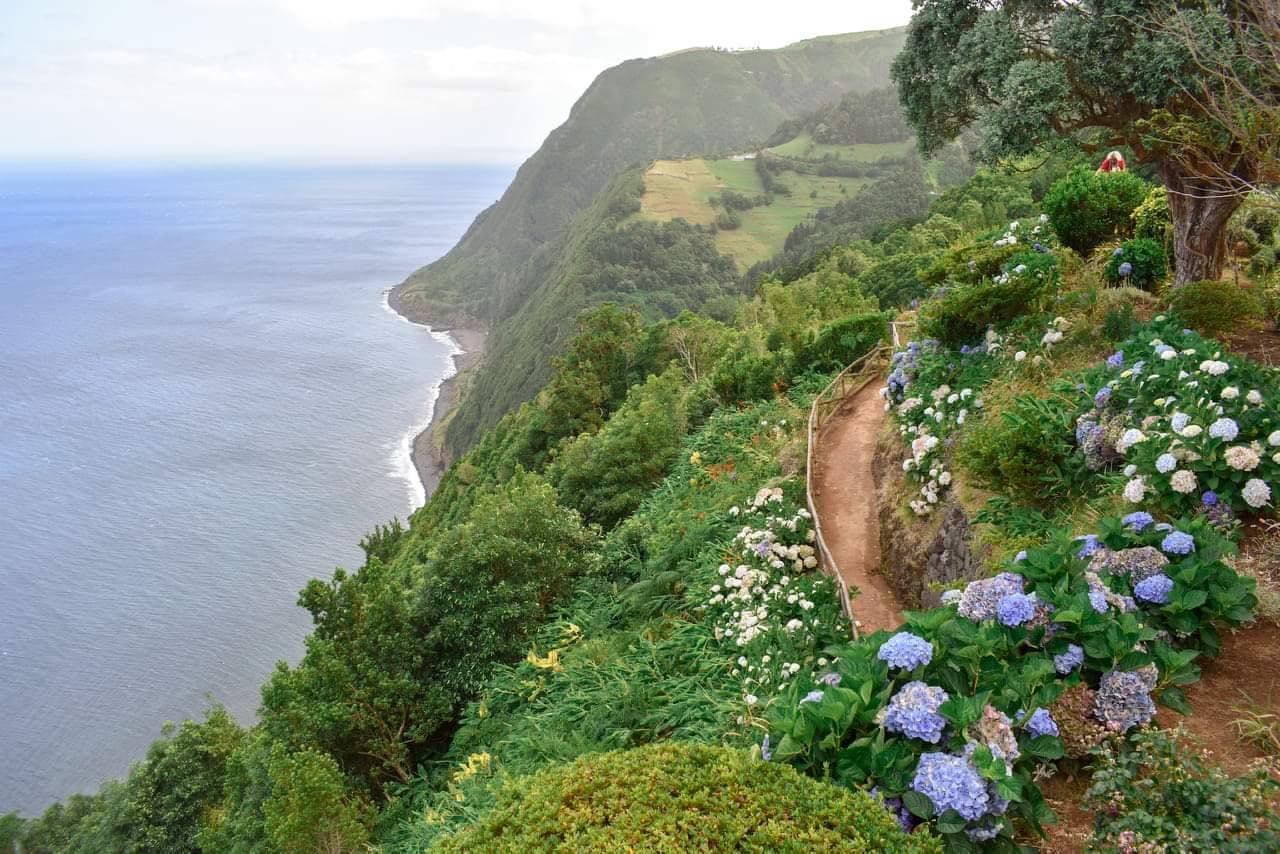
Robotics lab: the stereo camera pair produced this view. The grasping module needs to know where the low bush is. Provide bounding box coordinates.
[1131,186,1172,263]
[1104,238,1167,290]
[918,265,1055,346]
[433,743,940,853]
[1043,168,1149,256]
[802,311,888,371]
[1166,279,1262,336]
[711,340,792,403]
[956,392,1088,507]
[856,254,934,307]
[1087,727,1280,852]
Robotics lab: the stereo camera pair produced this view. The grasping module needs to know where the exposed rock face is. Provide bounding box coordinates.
[872,426,983,608]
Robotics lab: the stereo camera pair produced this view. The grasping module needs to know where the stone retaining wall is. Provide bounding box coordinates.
[872,425,984,608]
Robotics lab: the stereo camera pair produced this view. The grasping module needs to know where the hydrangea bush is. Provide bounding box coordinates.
[1071,318,1280,518]
[761,512,1255,848]
[701,484,847,711]
[882,340,996,515]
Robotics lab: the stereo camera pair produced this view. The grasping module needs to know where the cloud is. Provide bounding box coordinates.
[0,0,915,161]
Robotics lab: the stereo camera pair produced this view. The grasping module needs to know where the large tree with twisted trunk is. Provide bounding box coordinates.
[892,0,1278,284]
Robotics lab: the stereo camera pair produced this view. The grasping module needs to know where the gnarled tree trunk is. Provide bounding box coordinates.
[1161,159,1250,286]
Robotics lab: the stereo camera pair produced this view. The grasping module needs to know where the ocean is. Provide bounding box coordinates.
[0,163,512,814]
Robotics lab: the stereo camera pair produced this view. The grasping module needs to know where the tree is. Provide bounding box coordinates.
[260,471,596,792]
[892,0,1277,284]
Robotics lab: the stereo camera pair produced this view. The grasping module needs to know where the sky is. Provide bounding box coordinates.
[0,0,915,164]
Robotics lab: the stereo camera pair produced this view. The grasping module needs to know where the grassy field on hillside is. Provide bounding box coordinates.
[767,133,914,161]
[640,156,871,268]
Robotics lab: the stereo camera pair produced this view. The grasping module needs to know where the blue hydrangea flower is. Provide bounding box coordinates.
[959,573,1025,621]
[1122,511,1154,532]
[1076,535,1102,558]
[1132,360,1146,376]
[1088,587,1109,613]
[800,690,825,705]
[1113,247,1125,258]
[941,588,963,605]
[1054,644,1085,675]
[1134,573,1174,605]
[911,751,991,821]
[1107,351,1124,369]
[1161,531,1196,555]
[1154,343,1174,358]
[818,672,842,686]
[1095,670,1157,732]
[997,593,1036,627]
[1014,550,1028,563]
[1156,453,1178,474]
[1025,708,1060,738]
[1118,261,1134,277]
[878,632,934,671]
[1171,412,1191,432]
[967,823,1002,842]
[1202,490,1219,506]
[884,681,950,743]
[1209,417,1240,441]
[1094,386,1112,408]
[761,734,772,761]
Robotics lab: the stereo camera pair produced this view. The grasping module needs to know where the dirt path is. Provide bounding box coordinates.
[811,378,903,634]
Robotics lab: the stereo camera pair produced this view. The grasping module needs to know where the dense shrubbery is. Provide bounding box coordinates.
[919,262,1056,347]
[1070,320,1280,520]
[1042,168,1149,257]
[259,471,597,790]
[1104,238,1167,290]
[802,311,888,371]
[957,392,1088,507]
[765,515,1255,848]
[549,368,693,528]
[1087,727,1280,851]
[1166,279,1262,336]
[434,743,940,853]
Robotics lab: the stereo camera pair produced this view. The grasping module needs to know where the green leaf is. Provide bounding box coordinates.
[902,789,935,819]
[1025,735,1064,759]
[1158,686,1192,715]
[935,809,967,835]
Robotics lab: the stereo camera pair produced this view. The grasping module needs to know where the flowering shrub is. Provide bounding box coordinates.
[1087,727,1280,852]
[918,251,1058,346]
[1104,238,1166,290]
[1071,319,1280,518]
[762,511,1255,847]
[882,340,996,515]
[702,486,845,708]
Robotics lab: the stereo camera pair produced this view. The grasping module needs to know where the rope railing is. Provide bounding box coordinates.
[805,342,890,640]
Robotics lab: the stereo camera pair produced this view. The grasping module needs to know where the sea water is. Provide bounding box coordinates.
[0,163,511,813]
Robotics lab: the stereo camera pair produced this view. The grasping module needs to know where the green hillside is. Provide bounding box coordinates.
[392,28,907,334]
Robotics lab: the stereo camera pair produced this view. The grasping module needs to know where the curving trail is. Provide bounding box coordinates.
[811,379,903,634]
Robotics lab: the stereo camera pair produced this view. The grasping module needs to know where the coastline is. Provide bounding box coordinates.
[384,284,486,503]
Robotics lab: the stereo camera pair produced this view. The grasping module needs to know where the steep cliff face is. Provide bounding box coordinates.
[393,29,907,331]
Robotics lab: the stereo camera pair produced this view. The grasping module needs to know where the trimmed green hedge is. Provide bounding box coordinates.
[432,743,939,853]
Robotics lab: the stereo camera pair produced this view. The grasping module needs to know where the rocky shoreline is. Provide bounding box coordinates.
[387,283,485,500]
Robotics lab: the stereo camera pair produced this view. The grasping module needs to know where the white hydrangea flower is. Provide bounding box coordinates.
[1243,479,1272,508]
[1248,390,1263,405]
[1222,386,1240,400]
[1226,446,1261,471]
[1170,469,1198,494]
[1117,429,1147,453]
[1123,476,1147,504]
[1124,464,1138,477]
[1014,351,1027,362]
[745,694,759,706]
